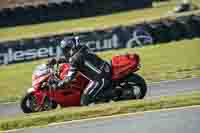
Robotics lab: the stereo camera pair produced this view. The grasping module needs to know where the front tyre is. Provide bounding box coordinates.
[20,93,37,113]
[20,93,58,113]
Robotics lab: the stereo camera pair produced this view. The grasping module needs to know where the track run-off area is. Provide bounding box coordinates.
[6,104,200,133]
[0,77,200,118]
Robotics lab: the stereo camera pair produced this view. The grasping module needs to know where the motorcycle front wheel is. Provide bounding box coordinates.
[20,93,39,113]
[20,93,58,113]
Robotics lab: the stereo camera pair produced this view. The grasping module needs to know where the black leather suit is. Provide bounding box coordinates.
[57,45,111,105]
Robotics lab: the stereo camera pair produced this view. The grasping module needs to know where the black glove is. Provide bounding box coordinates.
[57,80,65,89]
[48,78,59,90]
[50,79,65,89]
[57,57,67,64]
[57,77,71,89]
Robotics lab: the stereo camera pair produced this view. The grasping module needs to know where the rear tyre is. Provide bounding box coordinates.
[51,100,58,109]
[129,73,147,99]
[114,73,147,100]
[80,94,91,106]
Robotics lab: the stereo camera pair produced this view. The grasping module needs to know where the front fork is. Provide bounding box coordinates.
[27,88,48,111]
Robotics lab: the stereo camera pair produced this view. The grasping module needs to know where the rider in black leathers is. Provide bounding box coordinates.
[48,37,111,105]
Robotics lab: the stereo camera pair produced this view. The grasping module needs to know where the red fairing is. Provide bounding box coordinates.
[54,63,89,107]
[32,74,50,89]
[30,63,89,107]
[111,53,140,80]
[59,63,71,80]
[31,90,45,107]
[28,54,140,109]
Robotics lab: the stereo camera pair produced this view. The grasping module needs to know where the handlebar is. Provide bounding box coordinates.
[45,67,59,91]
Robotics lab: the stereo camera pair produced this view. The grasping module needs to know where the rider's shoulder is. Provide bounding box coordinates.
[76,45,90,53]
[77,45,88,50]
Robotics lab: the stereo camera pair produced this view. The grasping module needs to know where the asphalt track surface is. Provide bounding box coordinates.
[7,106,200,133]
[0,78,200,118]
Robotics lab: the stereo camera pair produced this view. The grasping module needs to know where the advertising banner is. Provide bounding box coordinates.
[0,14,200,65]
[0,26,154,65]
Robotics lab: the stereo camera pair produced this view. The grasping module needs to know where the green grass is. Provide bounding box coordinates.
[0,0,200,42]
[1,91,200,131]
[0,38,200,103]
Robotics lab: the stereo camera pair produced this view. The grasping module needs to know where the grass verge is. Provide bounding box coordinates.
[0,38,200,103]
[0,0,200,42]
[1,91,200,131]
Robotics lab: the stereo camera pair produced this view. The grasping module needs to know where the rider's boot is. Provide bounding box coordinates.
[80,94,93,106]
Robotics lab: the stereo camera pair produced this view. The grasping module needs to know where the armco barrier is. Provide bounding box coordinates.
[0,14,200,65]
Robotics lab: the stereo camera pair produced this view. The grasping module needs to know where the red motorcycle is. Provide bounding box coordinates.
[20,53,147,113]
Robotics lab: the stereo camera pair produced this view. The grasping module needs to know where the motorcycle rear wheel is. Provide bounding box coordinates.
[114,73,147,100]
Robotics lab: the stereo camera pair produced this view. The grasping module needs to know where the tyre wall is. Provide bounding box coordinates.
[0,14,200,65]
[0,0,152,27]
